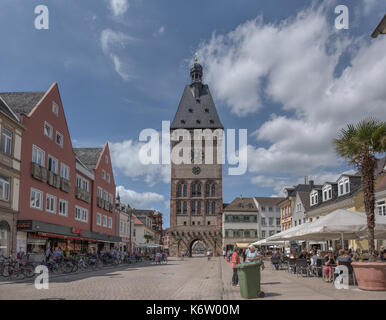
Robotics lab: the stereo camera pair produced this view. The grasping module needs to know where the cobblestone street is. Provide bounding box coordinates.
[0,257,385,300]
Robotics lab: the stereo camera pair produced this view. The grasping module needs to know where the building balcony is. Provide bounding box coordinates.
[97,197,113,212]
[75,187,91,203]
[47,171,60,189]
[31,162,48,183]
[97,196,104,208]
[60,177,71,193]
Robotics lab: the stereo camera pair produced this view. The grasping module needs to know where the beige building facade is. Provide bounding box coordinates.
[0,99,23,258]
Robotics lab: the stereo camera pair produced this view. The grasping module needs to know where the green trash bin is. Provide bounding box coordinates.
[236,262,262,299]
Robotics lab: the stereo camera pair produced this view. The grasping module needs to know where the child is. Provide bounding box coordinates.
[231,247,241,286]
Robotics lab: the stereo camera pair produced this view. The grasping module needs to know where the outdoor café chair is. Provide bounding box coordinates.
[295,258,309,277]
[270,257,281,271]
[288,259,296,274]
[280,256,288,270]
[310,258,323,277]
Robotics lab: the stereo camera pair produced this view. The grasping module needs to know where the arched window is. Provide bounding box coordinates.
[177,200,181,214]
[191,183,196,197]
[211,201,216,214]
[205,201,210,214]
[183,201,187,214]
[197,201,201,214]
[177,184,182,197]
[183,184,187,197]
[191,201,196,214]
[211,184,215,197]
[205,183,210,197]
[197,183,201,196]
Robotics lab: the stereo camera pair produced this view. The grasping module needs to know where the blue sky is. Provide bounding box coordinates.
[1,0,385,228]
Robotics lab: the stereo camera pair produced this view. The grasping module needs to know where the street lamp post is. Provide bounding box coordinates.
[371,14,386,38]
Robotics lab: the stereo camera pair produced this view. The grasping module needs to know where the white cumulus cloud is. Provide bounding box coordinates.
[109,139,170,186]
[197,3,386,178]
[100,29,135,80]
[116,186,164,209]
[109,0,129,17]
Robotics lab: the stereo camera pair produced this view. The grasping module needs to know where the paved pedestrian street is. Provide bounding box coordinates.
[0,257,385,300]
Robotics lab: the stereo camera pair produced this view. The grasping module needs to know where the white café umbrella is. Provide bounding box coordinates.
[265,223,309,241]
[251,238,286,247]
[267,209,386,242]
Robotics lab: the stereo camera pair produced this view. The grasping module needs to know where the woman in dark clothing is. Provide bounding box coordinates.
[323,250,337,282]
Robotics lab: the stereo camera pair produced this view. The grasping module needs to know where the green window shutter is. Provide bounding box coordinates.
[244,230,250,237]
[225,230,228,237]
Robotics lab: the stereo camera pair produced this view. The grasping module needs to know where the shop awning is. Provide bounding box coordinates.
[37,232,98,242]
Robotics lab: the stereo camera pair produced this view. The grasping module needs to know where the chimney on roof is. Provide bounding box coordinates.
[309,180,314,187]
[304,176,308,184]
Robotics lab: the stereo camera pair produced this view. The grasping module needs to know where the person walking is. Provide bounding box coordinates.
[223,249,226,259]
[231,247,241,286]
[207,249,212,261]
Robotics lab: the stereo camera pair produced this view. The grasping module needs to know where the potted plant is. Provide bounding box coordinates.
[334,119,386,291]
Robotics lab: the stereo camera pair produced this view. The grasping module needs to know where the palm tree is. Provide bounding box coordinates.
[334,119,386,259]
[174,236,183,257]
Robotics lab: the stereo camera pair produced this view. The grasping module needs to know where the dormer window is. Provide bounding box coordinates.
[188,109,193,113]
[204,108,209,113]
[310,190,318,206]
[338,177,350,196]
[181,120,186,124]
[196,120,201,124]
[323,184,332,201]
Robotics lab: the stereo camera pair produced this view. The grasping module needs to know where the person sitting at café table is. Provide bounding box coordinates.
[310,249,322,276]
[323,250,337,282]
[337,249,352,263]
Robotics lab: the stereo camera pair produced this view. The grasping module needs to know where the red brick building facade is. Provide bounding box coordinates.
[0,83,120,254]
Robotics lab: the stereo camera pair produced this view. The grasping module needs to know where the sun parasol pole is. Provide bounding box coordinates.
[341,232,344,250]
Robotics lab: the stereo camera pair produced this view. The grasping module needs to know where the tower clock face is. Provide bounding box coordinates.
[192,166,201,175]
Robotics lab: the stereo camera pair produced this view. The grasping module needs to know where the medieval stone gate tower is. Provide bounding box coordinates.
[167,59,223,257]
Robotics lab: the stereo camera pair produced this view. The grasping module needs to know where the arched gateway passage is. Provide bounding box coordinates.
[190,239,206,257]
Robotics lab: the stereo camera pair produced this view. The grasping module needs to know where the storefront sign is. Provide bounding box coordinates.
[17,221,32,229]
[72,228,82,236]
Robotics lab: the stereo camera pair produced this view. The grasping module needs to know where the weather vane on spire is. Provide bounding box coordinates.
[194,52,198,63]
